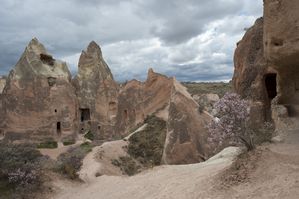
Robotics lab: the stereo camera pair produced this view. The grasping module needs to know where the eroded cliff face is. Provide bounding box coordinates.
[73,41,119,139]
[115,69,213,164]
[232,18,274,123]
[1,38,78,142]
[163,79,212,164]
[0,39,213,164]
[233,0,299,131]
[264,0,299,114]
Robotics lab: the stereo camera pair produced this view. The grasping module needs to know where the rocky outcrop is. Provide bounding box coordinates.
[0,39,213,164]
[232,18,273,123]
[0,76,6,94]
[264,0,299,114]
[163,79,212,164]
[115,69,213,164]
[0,38,78,142]
[115,69,173,135]
[192,93,219,115]
[233,0,299,131]
[73,41,119,139]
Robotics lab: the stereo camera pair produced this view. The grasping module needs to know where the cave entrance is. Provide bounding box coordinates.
[80,108,90,122]
[265,73,277,100]
[57,122,61,136]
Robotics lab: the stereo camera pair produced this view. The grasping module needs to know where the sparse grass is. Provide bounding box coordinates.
[182,82,232,97]
[63,141,76,146]
[84,131,94,141]
[128,115,167,167]
[37,141,58,149]
[80,142,93,152]
[111,156,140,176]
[56,142,93,179]
[0,142,44,198]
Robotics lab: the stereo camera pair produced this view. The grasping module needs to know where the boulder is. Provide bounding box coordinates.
[1,38,78,142]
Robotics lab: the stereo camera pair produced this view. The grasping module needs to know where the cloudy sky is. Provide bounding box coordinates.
[0,0,263,82]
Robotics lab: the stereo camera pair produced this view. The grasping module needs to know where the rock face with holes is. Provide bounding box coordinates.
[115,69,173,136]
[73,41,119,139]
[233,0,299,130]
[264,0,299,115]
[232,18,273,124]
[115,69,213,164]
[0,39,213,164]
[0,38,78,142]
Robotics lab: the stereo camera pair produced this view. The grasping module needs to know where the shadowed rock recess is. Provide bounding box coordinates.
[0,38,213,164]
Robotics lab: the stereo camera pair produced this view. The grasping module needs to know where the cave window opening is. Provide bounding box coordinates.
[265,73,277,100]
[124,109,128,121]
[57,122,61,136]
[80,108,91,122]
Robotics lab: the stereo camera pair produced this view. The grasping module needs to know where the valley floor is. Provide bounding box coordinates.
[48,129,299,199]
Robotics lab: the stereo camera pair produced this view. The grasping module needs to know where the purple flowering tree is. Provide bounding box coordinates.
[207,92,253,152]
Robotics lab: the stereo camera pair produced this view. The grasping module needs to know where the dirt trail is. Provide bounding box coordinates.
[214,128,299,199]
[51,147,241,199]
[50,129,299,199]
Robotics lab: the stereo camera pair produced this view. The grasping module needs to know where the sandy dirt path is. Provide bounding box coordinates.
[51,147,241,199]
[49,128,299,199]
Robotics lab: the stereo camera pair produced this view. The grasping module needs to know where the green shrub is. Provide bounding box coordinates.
[37,141,58,149]
[80,142,93,152]
[111,156,140,176]
[0,143,43,197]
[183,82,232,97]
[63,141,75,146]
[128,115,166,167]
[84,131,94,141]
[56,143,93,179]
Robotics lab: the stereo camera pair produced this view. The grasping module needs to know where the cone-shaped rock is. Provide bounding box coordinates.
[74,41,119,139]
[0,38,78,142]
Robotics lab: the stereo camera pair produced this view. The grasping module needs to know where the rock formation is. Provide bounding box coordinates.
[233,0,299,131]
[73,41,119,139]
[0,76,6,94]
[0,38,78,142]
[115,69,212,164]
[0,38,213,164]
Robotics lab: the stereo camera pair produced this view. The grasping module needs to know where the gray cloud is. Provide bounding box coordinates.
[0,0,263,81]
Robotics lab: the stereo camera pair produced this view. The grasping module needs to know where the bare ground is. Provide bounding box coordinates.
[48,129,299,199]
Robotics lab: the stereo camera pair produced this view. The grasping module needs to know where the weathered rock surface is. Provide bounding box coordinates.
[0,39,213,164]
[115,69,212,164]
[0,38,78,142]
[73,41,119,139]
[0,76,6,94]
[233,0,299,132]
[193,93,219,114]
[163,79,212,164]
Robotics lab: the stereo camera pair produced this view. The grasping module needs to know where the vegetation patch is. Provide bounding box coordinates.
[128,115,167,167]
[111,156,140,176]
[219,149,262,188]
[0,142,44,198]
[37,140,58,149]
[84,131,95,141]
[183,82,232,97]
[62,140,76,146]
[56,143,93,179]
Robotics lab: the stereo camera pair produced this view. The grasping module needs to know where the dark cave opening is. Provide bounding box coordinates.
[57,122,61,136]
[80,108,91,122]
[265,73,277,100]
